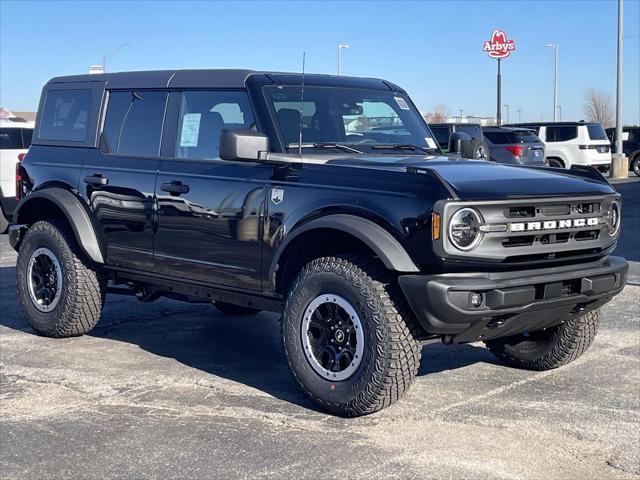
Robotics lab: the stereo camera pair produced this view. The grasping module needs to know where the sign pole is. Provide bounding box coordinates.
[496,58,502,125]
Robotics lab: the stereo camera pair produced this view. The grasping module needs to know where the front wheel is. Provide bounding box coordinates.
[16,220,106,337]
[282,256,422,417]
[631,155,640,177]
[485,310,599,371]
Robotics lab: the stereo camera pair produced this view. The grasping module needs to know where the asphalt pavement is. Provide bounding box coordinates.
[0,178,638,479]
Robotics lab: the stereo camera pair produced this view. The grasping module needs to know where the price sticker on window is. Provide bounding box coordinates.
[394,97,410,110]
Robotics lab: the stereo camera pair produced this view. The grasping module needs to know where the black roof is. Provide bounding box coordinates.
[506,121,600,127]
[482,126,532,132]
[47,69,405,92]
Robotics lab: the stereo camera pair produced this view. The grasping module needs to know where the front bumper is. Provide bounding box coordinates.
[399,256,628,343]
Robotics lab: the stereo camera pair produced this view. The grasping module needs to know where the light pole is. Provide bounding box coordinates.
[103,43,130,72]
[557,105,562,121]
[517,109,522,123]
[459,109,464,122]
[337,44,350,75]
[612,0,626,178]
[544,43,558,121]
[503,104,509,124]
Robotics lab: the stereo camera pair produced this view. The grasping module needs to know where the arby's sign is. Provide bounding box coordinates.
[483,29,516,59]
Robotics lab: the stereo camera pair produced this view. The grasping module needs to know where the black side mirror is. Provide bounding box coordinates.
[219,128,269,162]
[449,131,472,156]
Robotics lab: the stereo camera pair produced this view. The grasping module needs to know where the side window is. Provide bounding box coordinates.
[175,91,255,160]
[430,126,449,147]
[38,89,92,142]
[547,126,577,142]
[21,128,33,148]
[0,128,23,149]
[102,90,168,157]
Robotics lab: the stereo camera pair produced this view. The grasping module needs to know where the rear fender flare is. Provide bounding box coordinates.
[14,187,105,263]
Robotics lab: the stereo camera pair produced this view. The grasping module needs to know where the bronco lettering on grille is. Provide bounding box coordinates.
[510,217,599,232]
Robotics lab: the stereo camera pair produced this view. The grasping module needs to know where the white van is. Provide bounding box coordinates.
[506,122,611,170]
[1,119,34,232]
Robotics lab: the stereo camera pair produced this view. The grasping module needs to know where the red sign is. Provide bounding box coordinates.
[483,29,516,59]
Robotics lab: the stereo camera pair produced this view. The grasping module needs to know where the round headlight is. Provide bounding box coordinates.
[449,208,483,251]
[607,201,621,236]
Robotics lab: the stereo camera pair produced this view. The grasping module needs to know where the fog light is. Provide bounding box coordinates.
[470,292,483,308]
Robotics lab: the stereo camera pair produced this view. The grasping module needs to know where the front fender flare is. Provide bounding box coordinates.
[270,214,420,281]
[14,188,105,263]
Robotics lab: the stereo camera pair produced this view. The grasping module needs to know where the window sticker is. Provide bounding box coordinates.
[179,113,201,147]
[394,97,410,110]
[425,137,437,150]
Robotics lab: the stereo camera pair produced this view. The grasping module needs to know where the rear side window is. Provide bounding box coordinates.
[430,126,449,147]
[457,125,482,139]
[38,89,92,142]
[587,124,607,140]
[175,90,255,160]
[102,91,168,157]
[484,130,539,145]
[0,128,23,149]
[21,128,33,148]
[546,126,577,142]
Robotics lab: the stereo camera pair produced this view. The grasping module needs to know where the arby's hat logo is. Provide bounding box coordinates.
[483,29,516,59]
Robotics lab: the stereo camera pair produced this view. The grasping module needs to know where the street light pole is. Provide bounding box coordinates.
[503,104,509,124]
[337,44,350,75]
[544,44,558,121]
[557,105,562,122]
[612,0,627,178]
[103,43,130,72]
[459,109,464,122]
[517,109,522,123]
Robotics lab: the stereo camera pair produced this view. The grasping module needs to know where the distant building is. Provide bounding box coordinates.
[89,65,105,74]
[0,108,36,122]
[445,115,497,126]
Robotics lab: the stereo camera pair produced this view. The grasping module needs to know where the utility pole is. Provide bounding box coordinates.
[503,104,509,124]
[545,44,558,121]
[612,0,627,178]
[337,44,350,75]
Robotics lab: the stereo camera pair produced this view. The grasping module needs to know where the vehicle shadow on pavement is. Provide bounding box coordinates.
[0,263,502,411]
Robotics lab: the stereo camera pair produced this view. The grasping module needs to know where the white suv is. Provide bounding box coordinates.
[507,122,612,170]
[1,119,34,232]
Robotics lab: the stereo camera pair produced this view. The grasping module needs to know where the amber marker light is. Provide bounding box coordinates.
[432,212,441,240]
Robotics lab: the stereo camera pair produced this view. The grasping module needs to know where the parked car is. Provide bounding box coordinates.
[9,70,627,417]
[481,126,546,165]
[606,126,640,176]
[506,122,611,170]
[429,123,489,160]
[0,119,33,232]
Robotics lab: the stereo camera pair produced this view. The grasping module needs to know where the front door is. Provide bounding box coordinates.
[154,90,268,291]
[81,89,168,271]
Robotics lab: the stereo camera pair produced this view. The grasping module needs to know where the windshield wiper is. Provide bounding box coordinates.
[371,144,438,154]
[287,142,365,155]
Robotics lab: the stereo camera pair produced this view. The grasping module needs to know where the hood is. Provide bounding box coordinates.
[326,156,615,200]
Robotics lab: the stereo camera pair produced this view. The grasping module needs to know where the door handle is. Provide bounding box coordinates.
[84,174,108,186]
[161,181,190,195]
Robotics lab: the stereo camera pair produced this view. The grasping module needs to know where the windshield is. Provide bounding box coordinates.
[266,86,438,154]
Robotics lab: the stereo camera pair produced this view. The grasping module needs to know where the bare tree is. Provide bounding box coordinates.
[423,104,450,123]
[583,88,615,127]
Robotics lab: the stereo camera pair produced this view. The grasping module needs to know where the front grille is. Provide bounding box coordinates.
[440,194,619,264]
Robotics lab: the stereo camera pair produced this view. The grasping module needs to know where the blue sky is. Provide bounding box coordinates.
[1,0,639,123]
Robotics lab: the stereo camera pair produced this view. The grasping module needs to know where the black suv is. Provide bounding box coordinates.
[9,70,628,417]
[606,126,640,176]
[428,123,489,160]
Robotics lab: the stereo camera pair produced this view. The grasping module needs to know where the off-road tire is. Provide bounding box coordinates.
[465,139,490,160]
[16,220,106,337]
[485,310,599,371]
[282,255,423,417]
[213,301,261,316]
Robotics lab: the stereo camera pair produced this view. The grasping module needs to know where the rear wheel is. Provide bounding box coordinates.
[282,255,422,417]
[465,139,490,160]
[485,310,599,371]
[631,155,640,177]
[547,158,564,168]
[213,301,260,316]
[16,220,106,337]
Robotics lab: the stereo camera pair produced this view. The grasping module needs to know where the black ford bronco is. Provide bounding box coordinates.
[10,70,628,416]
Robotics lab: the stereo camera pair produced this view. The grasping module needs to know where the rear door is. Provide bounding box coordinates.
[154,90,269,291]
[80,89,168,270]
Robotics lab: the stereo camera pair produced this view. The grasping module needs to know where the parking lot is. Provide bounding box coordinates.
[0,178,638,480]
